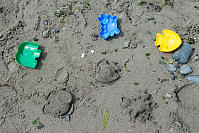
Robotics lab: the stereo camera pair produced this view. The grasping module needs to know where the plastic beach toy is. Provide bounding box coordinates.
[155,30,182,52]
[98,14,120,40]
[15,41,41,68]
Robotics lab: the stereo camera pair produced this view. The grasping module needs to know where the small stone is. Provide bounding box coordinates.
[65,115,70,122]
[166,64,177,72]
[154,5,161,12]
[43,20,48,25]
[42,30,49,38]
[33,37,38,41]
[161,60,165,65]
[194,54,199,60]
[186,75,199,86]
[123,41,130,48]
[166,93,173,98]
[92,33,99,38]
[173,89,177,93]
[145,17,154,21]
[180,64,192,75]
[173,43,193,64]
[171,73,175,80]
[55,29,59,33]
[126,0,129,3]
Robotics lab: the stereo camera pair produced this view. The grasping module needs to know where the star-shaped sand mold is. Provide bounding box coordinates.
[98,14,120,40]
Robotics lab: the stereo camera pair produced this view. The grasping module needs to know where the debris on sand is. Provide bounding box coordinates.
[172,43,193,64]
[32,118,45,129]
[166,93,173,98]
[81,53,85,58]
[103,109,109,129]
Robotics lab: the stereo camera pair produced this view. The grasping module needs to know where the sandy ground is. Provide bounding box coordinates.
[0,0,199,133]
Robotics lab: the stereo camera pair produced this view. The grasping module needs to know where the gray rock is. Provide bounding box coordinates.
[65,115,70,122]
[33,37,38,41]
[186,75,199,85]
[42,30,49,38]
[171,73,175,80]
[55,29,59,33]
[180,64,192,75]
[173,43,193,64]
[43,91,72,116]
[43,20,48,25]
[145,17,154,21]
[166,64,177,72]
[123,41,130,48]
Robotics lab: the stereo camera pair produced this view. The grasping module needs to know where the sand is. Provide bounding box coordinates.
[0,0,199,133]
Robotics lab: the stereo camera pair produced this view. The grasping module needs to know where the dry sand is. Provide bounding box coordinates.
[0,0,199,133]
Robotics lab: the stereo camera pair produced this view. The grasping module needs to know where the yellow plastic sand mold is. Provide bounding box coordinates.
[155,30,182,52]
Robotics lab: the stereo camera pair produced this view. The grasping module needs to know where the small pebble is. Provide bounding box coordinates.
[43,20,48,25]
[92,33,99,38]
[161,60,165,65]
[33,37,38,41]
[166,64,177,72]
[194,54,199,60]
[55,29,59,33]
[123,41,130,48]
[125,0,129,3]
[42,30,49,38]
[166,93,173,98]
[154,5,161,12]
[65,115,70,122]
[173,89,177,93]
[171,73,175,80]
[180,64,192,75]
[145,17,155,21]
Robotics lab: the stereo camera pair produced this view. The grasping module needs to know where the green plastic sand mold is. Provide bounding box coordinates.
[15,41,41,68]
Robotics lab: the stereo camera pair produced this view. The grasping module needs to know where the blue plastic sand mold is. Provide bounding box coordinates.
[98,14,120,40]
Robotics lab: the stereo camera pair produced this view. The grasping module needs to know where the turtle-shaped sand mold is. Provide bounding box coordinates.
[98,14,120,40]
[15,41,41,68]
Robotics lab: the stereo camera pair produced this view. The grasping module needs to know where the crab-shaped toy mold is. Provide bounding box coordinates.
[98,14,120,40]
